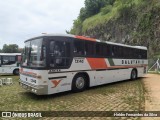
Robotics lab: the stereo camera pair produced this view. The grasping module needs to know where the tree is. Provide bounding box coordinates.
[2,44,19,53]
[70,0,116,34]
[85,0,104,17]
[70,19,83,35]
[79,0,116,21]
[79,7,88,21]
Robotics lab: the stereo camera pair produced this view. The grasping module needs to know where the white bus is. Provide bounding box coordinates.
[19,34,148,95]
[0,53,21,75]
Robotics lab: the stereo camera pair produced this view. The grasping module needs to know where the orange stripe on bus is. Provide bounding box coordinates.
[87,58,108,69]
[75,36,96,42]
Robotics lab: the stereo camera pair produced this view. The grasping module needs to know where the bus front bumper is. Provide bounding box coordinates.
[19,79,48,95]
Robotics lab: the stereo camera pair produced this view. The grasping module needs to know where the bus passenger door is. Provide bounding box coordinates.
[0,56,2,73]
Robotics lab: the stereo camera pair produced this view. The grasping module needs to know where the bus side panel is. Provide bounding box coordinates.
[95,69,131,86]
[95,70,115,85]
[69,58,91,71]
[113,69,131,82]
[48,71,96,94]
[0,66,17,74]
[48,72,70,95]
[137,67,145,77]
[85,71,96,87]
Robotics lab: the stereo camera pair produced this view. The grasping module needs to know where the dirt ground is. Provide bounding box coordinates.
[143,74,160,120]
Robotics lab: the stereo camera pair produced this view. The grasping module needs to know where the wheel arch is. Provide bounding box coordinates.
[72,72,90,89]
[132,68,138,75]
[13,68,19,75]
[131,68,138,79]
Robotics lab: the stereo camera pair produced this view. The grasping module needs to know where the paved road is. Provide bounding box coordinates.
[143,74,160,120]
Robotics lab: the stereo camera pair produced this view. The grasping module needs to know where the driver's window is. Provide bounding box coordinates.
[50,41,55,53]
[50,41,63,56]
[49,41,70,68]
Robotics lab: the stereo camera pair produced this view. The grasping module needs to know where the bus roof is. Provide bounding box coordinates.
[0,53,21,56]
[25,34,147,50]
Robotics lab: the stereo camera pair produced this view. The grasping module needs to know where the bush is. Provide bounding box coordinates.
[101,5,112,15]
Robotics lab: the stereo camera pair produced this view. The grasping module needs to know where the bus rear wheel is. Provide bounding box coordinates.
[131,69,137,80]
[13,69,19,75]
[72,74,86,92]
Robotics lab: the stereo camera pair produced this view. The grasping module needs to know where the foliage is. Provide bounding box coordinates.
[70,0,160,57]
[101,5,112,15]
[69,0,116,34]
[1,44,20,53]
[82,0,144,33]
[70,19,83,35]
[80,0,115,21]
[79,7,88,21]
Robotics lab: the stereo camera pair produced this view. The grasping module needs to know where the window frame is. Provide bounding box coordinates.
[84,41,96,57]
[2,55,16,65]
[48,37,72,69]
[73,39,85,57]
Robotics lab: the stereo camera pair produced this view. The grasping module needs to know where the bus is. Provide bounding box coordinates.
[0,53,21,75]
[19,34,148,95]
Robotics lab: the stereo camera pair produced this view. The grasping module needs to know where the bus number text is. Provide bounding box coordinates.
[75,59,84,63]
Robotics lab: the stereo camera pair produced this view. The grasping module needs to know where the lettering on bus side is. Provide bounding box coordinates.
[49,69,61,73]
[74,58,84,63]
[122,60,145,65]
[31,79,36,83]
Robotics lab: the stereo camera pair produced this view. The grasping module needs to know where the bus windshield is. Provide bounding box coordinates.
[22,38,46,67]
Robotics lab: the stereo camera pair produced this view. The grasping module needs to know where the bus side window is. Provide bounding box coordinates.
[74,40,84,56]
[96,43,109,57]
[144,50,147,59]
[138,50,142,59]
[123,47,128,59]
[102,44,109,58]
[118,47,122,58]
[2,56,16,65]
[111,45,115,57]
[85,41,95,56]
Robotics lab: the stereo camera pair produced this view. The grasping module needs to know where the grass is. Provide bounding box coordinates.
[82,5,118,33]
[147,71,160,74]
[0,75,146,120]
[82,0,144,33]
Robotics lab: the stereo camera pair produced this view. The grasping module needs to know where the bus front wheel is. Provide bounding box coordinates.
[72,74,86,92]
[131,69,137,80]
[13,69,19,75]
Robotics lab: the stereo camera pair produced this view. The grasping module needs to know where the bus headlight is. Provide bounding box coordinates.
[31,89,37,93]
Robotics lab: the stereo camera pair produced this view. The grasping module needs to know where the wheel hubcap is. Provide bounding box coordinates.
[132,71,136,79]
[15,70,19,74]
[76,77,85,89]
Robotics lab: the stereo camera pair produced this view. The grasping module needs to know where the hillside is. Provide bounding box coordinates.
[70,0,160,58]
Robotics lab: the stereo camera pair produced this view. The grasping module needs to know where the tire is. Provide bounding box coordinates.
[131,69,137,80]
[72,74,86,92]
[13,69,19,75]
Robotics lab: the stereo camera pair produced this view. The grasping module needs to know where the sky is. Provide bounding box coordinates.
[0,0,85,49]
